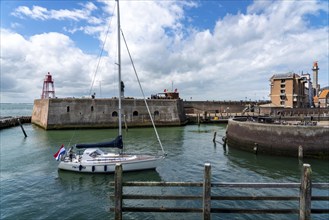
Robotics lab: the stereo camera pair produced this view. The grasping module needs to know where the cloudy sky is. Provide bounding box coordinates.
[1,0,328,103]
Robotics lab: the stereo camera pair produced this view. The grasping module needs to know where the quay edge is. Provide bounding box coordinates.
[226,118,329,159]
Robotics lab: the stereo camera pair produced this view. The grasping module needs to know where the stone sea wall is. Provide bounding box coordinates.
[32,98,187,130]
[226,118,329,158]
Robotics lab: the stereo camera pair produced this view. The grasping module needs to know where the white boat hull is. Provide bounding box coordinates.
[58,155,163,173]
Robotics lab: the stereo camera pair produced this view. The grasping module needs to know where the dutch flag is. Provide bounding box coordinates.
[54,145,66,161]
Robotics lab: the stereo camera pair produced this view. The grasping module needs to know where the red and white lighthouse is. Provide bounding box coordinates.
[41,72,55,99]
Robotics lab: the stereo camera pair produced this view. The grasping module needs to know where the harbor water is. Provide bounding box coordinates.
[0,103,328,219]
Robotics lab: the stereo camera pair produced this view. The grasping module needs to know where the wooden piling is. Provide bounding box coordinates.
[298,145,303,159]
[212,132,217,143]
[17,118,27,138]
[114,163,123,220]
[203,163,211,220]
[222,136,227,149]
[124,115,128,132]
[299,164,312,220]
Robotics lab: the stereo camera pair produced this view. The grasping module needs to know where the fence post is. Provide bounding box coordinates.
[114,163,123,220]
[299,164,312,220]
[203,163,211,220]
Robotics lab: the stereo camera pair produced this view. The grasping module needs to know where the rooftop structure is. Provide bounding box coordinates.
[151,89,180,99]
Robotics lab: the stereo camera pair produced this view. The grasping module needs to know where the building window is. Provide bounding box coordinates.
[280,90,285,94]
[281,79,285,83]
[280,84,285,88]
[67,106,70,112]
[280,101,285,105]
[154,110,159,116]
[133,111,138,116]
[112,111,118,117]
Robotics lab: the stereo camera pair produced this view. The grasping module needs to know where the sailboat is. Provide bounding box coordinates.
[57,0,166,173]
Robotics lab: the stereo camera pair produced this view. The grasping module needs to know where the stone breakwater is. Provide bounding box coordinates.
[226,118,329,159]
[0,116,31,129]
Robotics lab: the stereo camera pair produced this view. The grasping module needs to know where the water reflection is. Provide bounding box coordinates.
[226,145,329,182]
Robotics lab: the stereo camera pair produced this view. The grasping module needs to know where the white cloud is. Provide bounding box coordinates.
[0,29,105,102]
[1,0,328,103]
[100,0,328,101]
[12,2,101,24]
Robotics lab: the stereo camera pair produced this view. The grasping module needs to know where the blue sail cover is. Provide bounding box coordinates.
[75,135,123,149]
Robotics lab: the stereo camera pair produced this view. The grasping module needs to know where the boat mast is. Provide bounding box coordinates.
[116,0,122,137]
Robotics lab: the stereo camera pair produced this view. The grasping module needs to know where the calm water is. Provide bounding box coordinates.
[0,103,33,117]
[1,103,328,220]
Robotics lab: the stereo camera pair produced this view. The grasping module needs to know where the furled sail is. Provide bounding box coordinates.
[75,135,123,149]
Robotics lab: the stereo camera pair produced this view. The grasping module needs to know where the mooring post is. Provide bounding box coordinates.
[253,143,258,154]
[213,132,217,143]
[299,164,312,220]
[17,118,27,138]
[222,136,227,150]
[203,163,211,220]
[114,163,123,220]
[298,145,303,159]
[124,115,128,132]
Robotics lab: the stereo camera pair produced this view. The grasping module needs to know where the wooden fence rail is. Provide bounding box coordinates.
[110,163,329,220]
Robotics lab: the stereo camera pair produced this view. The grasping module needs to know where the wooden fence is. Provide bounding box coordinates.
[110,163,329,220]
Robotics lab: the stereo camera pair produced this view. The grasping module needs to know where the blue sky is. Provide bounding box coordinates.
[1,0,328,103]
